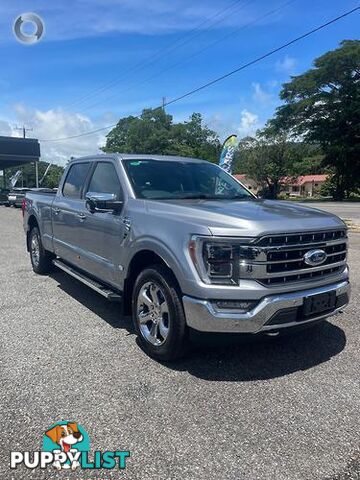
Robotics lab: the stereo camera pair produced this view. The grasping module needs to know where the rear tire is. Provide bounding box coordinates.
[132,265,188,361]
[29,227,54,275]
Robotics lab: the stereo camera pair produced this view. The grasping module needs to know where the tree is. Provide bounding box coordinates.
[170,113,221,162]
[270,40,360,199]
[235,127,300,198]
[102,108,221,161]
[41,164,65,188]
[6,162,64,189]
[103,108,173,154]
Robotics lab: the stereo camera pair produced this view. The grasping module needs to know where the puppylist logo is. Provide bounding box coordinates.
[10,421,130,472]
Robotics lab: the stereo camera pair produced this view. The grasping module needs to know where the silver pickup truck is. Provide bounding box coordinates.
[23,154,350,360]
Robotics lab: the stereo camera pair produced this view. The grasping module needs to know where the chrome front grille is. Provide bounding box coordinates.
[266,242,347,273]
[240,229,348,286]
[256,229,346,247]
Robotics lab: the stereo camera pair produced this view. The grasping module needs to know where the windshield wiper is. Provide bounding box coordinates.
[154,193,251,200]
[225,194,250,200]
[182,194,250,200]
[181,194,213,199]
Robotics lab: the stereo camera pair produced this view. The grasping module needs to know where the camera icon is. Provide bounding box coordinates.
[13,13,45,45]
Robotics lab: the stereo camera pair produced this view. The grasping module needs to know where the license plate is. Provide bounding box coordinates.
[303,291,336,317]
[9,195,16,201]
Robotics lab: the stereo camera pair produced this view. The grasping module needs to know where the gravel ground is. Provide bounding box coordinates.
[0,207,359,480]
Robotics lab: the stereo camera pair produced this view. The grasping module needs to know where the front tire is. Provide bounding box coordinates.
[132,265,188,361]
[29,227,54,275]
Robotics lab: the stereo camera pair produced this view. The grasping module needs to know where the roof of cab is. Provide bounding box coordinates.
[69,153,208,164]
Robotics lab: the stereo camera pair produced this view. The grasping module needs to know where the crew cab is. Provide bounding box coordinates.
[23,154,350,360]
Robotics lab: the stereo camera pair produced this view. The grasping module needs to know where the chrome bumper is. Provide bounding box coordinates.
[183,280,350,334]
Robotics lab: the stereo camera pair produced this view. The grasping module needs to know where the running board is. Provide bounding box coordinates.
[53,259,122,302]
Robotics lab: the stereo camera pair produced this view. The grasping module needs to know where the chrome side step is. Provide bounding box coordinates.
[53,259,122,302]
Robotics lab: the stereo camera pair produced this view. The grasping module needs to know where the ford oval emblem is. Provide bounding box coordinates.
[304,249,327,266]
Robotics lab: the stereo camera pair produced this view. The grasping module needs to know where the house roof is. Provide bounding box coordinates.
[282,175,328,186]
[234,174,247,180]
[234,174,328,186]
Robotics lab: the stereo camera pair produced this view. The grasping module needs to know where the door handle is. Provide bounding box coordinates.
[123,217,131,231]
[53,207,60,215]
[77,213,87,221]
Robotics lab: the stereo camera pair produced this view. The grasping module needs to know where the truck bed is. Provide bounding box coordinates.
[26,188,57,195]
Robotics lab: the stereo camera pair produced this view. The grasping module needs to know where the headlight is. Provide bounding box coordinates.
[188,236,258,285]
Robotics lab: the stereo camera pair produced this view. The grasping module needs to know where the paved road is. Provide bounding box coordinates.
[300,202,360,223]
[1,207,359,480]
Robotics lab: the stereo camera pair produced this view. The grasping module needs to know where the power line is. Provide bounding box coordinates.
[40,6,359,143]
[15,125,33,138]
[78,0,294,115]
[64,0,255,110]
[164,6,360,108]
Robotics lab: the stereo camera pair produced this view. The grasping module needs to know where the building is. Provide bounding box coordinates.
[233,174,262,194]
[0,136,40,189]
[233,173,329,197]
[281,175,328,197]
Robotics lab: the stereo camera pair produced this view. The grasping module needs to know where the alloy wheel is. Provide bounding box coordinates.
[136,281,170,346]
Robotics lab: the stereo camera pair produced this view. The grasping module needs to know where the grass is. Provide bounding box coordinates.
[343,219,360,233]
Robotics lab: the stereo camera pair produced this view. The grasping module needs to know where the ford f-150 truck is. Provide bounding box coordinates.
[23,154,350,360]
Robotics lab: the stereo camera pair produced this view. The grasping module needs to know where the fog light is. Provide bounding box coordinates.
[214,300,257,312]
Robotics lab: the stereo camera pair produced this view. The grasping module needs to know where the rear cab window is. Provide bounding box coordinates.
[62,162,91,198]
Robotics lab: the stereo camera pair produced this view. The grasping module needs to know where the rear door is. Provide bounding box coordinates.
[51,161,92,270]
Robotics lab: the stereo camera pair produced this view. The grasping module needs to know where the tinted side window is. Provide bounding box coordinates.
[87,163,122,199]
[63,163,90,198]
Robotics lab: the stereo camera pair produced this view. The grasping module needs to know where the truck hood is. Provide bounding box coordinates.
[147,198,345,237]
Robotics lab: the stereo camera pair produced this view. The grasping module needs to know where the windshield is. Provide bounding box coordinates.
[123,159,253,200]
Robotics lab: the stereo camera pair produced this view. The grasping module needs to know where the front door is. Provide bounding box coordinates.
[76,160,126,287]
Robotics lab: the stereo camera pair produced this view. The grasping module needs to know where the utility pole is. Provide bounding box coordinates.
[161,97,166,111]
[15,125,39,188]
[15,125,33,139]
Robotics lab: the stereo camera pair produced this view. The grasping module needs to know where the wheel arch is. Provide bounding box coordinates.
[26,215,40,251]
[123,249,181,314]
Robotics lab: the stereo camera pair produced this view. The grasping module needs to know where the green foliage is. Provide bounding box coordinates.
[290,153,324,177]
[6,162,64,189]
[270,40,360,199]
[102,108,221,162]
[235,129,310,198]
[41,164,64,188]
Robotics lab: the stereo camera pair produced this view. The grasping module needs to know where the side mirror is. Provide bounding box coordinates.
[85,192,123,214]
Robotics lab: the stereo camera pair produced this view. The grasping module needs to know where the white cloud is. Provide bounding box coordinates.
[252,82,274,105]
[0,104,262,165]
[0,120,12,136]
[0,0,287,42]
[276,55,297,74]
[205,109,262,141]
[237,109,260,138]
[0,104,107,165]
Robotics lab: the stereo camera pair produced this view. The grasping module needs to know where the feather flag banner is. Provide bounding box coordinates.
[219,135,238,174]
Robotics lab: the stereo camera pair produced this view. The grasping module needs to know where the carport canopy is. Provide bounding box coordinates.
[0,136,40,169]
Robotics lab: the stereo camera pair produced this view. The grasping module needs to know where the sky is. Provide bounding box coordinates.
[0,0,358,165]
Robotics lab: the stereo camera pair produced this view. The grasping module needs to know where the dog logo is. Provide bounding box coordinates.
[11,421,130,471]
[43,421,89,471]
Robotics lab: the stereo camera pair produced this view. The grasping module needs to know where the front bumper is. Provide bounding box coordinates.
[183,280,350,334]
